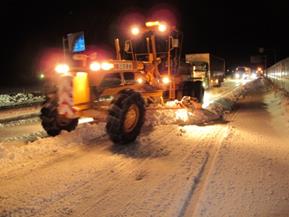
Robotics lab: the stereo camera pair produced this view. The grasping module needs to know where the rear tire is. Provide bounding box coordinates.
[194,81,204,103]
[59,118,78,132]
[106,89,145,145]
[181,81,204,103]
[182,81,195,98]
[40,94,61,136]
[40,93,78,136]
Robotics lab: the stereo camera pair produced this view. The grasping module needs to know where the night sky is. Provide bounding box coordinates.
[1,0,289,86]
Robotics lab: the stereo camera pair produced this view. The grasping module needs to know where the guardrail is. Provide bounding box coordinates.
[266,57,289,92]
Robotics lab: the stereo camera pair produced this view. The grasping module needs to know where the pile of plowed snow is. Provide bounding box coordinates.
[146,78,262,127]
[265,80,289,126]
[206,78,265,114]
[0,93,44,108]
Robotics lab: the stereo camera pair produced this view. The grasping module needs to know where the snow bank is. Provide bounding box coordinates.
[0,116,40,128]
[0,93,44,108]
[265,81,289,127]
[282,93,289,119]
[271,81,289,117]
[146,79,262,127]
[206,79,263,114]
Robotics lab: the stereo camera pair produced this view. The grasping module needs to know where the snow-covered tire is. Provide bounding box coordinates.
[40,95,62,136]
[61,118,78,132]
[106,89,145,145]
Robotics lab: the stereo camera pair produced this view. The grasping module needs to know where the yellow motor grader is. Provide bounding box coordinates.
[41,24,204,144]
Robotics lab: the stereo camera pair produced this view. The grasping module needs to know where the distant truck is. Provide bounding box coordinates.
[185,53,225,88]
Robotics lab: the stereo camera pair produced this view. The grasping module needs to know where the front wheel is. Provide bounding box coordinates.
[106,89,145,145]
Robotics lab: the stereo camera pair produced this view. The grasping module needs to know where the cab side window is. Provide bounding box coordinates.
[100,73,121,88]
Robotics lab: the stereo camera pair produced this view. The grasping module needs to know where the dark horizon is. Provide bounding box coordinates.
[1,0,289,86]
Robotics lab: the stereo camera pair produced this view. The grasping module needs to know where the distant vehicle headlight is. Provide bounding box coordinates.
[235,73,240,79]
[251,73,257,79]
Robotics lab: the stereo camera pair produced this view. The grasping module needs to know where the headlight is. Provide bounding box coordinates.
[235,73,240,79]
[55,64,70,74]
[90,62,101,71]
[162,76,170,85]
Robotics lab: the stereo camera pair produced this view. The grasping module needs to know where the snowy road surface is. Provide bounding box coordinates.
[187,83,289,217]
[0,78,289,217]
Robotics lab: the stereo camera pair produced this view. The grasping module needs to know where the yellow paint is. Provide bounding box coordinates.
[73,72,90,108]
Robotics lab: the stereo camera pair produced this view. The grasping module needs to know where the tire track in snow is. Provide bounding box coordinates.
[182,80,259,215]
[182,125,232,217]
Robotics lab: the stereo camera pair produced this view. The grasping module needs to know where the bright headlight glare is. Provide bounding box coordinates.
[90,62,101,71]
[136,78,143,84]
[162,77,170,84]
[158,23,167,32]
[251,73,257,79]
[131,26,140,36]
[55,64,70,74]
